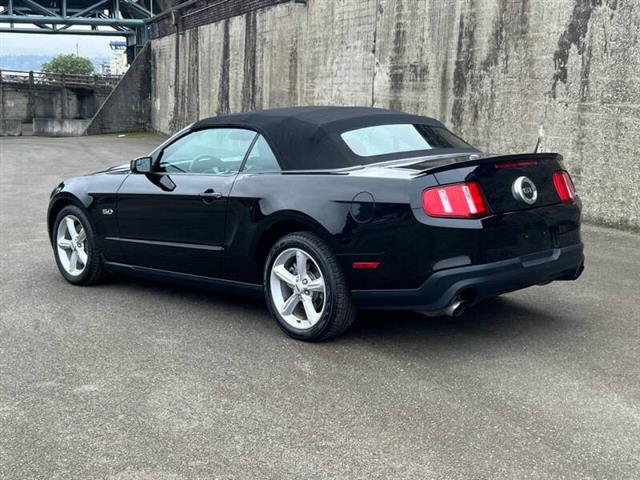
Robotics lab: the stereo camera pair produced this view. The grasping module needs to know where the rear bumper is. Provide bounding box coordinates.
[351,243,584,311]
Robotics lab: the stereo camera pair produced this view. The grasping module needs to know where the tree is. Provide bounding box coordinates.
[41,54,94,75]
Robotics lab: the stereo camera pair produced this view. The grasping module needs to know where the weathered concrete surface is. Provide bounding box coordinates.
[33,118,91,137]
[86,45,152,135]
[1,82,109,123]
[150,34,177,135]
[0,118,22,136]
[149,0,640,229]
[1,135,640,478]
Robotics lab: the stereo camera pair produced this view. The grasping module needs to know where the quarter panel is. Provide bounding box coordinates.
[223,172,418,285]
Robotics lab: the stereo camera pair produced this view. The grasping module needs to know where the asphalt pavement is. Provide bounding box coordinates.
[1,134,639,479]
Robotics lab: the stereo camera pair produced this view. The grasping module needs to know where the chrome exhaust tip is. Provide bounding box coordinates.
[443,298,467,317]
[421,297,468,318]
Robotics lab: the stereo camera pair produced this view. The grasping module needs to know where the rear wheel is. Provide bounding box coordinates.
[52,205,106,285]
[264,232,356,341]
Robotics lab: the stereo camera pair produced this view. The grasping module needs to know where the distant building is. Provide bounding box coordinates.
[101,41,128,76]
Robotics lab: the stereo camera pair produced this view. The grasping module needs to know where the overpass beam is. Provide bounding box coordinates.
[0,14,145,27]
[19,0,58,18]
[0,27,134,36]
[69,0,109,19]
[56,0,110,32]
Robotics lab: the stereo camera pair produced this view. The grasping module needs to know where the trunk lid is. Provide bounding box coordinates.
[397,152,565,214]
[397,152,580,264]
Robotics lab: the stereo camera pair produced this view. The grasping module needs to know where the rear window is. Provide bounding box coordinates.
[341,124,472,157]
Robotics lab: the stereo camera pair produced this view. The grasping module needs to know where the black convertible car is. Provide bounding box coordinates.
[48,107,584,341]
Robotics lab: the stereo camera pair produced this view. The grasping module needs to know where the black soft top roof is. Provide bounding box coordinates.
[191,106,448,170]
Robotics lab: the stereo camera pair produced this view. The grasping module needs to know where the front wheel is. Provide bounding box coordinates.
[264,232,356,341]
[52,205,106,285]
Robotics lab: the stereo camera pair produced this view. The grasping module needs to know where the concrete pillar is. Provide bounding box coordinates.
[0,70,4,120]
[61,74,68,119]
[27,71,35,122]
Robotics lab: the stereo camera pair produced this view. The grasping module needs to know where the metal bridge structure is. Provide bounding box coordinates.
[0,0,152,38]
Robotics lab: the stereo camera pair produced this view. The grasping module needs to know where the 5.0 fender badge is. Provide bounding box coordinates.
[512,176,538,205]
[102,208,114,215]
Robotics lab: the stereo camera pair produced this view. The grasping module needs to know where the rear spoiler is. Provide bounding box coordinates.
[409,152,564,177]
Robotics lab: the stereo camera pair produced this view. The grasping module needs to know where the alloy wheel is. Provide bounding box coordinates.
[269,248,326,330]
[56,214,88,277]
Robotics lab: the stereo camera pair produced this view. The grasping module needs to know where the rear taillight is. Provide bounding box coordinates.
[553,170,576,203]
[422,182,488,218]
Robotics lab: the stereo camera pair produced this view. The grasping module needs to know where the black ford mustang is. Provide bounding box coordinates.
[48,107,584,341]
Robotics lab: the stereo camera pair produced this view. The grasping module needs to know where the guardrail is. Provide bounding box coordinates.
[0,69,122,88]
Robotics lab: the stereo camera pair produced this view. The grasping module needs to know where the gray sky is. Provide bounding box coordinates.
[0,33,121,57]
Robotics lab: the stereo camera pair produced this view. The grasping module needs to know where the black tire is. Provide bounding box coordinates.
[52,205,107,286]
[264,231,357,341]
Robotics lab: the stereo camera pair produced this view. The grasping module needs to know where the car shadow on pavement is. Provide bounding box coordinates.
[107,274,268,314]
[343,296,568,348]
[106,275,567,348]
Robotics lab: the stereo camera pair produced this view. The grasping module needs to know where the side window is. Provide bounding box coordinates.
[242,135,281,173]
[159,128,257,175]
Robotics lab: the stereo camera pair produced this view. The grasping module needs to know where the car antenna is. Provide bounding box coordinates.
[533,136,541,153]
[534,124,544,153]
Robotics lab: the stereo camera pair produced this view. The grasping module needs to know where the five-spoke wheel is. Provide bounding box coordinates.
[269,248,327,329]
[264,232,356,341]
[56,214,88,276]
[52,205,106,285]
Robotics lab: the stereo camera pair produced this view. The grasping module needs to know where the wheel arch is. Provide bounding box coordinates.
[253,212,336,274]
[47,194,87,242]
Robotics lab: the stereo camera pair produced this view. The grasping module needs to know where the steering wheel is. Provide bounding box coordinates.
[189,154,225,174]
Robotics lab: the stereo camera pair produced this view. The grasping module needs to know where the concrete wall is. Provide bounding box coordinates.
[86,45,152,135]
[0,83,109,124]
[33,118,92,137]
[0,119,22,136]
[149,0,640,229]
[0,87,30,120]
[150,34,177,134]
[33,118,91,137]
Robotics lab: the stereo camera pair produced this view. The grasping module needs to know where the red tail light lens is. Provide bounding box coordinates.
[494,160,538,169]
[422,182,488,218]
[553,170,576,203]
[352,261,380,269]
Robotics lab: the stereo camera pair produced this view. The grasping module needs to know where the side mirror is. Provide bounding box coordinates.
[131,156,153,174]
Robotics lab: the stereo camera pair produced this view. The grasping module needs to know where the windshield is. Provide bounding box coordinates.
[341,124,473,157]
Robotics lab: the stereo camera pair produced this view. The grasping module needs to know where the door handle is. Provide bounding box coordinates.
[198,189,224,200]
